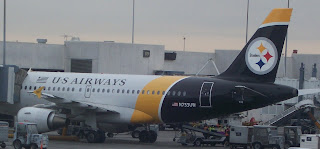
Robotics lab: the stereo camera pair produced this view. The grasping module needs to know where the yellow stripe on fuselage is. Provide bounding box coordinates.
[262,8,292,24]
[130,76,186,124]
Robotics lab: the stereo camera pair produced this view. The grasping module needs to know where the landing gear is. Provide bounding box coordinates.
[86,130,106,143]
[138,130,157,143]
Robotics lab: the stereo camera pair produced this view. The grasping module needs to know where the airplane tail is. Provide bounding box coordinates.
[217,8,293,83]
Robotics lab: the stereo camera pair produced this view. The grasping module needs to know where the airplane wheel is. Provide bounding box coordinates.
[149,130,157,143]
[107,133,114,138]
[131,130,140,138]
[13,139,22,149]
[0,143,6,149]
[139,130,149,143]
[86,131,98,143]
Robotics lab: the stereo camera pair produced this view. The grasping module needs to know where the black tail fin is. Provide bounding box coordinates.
[217,8,293,83]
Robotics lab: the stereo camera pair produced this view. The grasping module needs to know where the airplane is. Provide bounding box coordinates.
[1,8,315,144]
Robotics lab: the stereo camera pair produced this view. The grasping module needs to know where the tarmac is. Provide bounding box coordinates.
[3,130,228,149]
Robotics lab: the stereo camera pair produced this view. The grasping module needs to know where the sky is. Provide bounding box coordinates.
[0,0,319,55]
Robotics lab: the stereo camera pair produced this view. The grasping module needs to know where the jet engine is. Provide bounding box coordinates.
[17,107,66,133]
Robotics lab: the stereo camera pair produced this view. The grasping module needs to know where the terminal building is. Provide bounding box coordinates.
[0,40,320,124]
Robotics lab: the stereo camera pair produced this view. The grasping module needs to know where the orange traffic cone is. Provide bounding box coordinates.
[40,140,43,149]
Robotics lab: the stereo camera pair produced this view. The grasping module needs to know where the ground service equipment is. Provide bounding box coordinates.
[13,122,48,149]
[229,126,253,149]
[0,121,8,148]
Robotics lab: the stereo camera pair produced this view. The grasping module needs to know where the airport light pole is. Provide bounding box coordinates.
[183,37,186,51]
[132,0,135,44]
[245,0,249,43]
[3,0,6,65]
[284,0,290,77]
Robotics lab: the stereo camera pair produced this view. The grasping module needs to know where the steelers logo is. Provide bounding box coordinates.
[245,37,278,75]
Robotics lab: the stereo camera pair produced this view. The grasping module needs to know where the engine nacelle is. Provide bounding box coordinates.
[17,107,66,133]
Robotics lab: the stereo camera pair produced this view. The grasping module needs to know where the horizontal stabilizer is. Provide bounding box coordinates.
[298,89,320,96]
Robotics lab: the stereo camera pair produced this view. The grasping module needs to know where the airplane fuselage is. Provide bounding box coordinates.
[20,71,298,124]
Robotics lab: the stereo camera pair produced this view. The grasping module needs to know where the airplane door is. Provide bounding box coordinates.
[199,82,214,107]
[85,85,92,98]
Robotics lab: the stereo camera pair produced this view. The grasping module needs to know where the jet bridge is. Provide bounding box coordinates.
[0,65,27,104]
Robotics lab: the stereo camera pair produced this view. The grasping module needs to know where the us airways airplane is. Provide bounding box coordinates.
[3,8,314,144]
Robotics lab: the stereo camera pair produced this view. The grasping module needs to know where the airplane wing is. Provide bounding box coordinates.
[28,87,118,113]
[298,89,320,96]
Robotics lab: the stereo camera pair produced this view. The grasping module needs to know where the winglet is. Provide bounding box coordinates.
[34,87,44,99]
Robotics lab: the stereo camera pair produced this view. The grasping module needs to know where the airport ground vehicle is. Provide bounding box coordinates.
[158,123,180,131]
[283,126,301,149]
[230,126,285,149]
[0,121,8,148]
[174,125,227,146]
[12,122,48,149]
[229,126,253,149]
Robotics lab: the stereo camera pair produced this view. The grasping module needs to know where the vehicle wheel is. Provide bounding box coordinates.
[149,130,157,143]
[97,131,106,143]
[252,142,263,149]
[272,145,280,149]
[107,133,114,138]
[284,142,291,149]
[132,130,140,138]
[13,139,22,149]
[30,144,38,149]
[224,140,230,147]
[0,143,6,149]
[86,131,98,143]
[194,139,202,146]
[139,130,149,143]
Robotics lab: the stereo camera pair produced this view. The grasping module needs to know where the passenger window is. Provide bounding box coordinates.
[117,89,120,93]
[53,87,55,91]
[102,89,105,93]
[177,91,181,96]
[48,87,51,91]
[152,91,155,95]
[162,91,165,95]
[107,89,110,93]
[92,88,95,92]
[87,88,90,92]
[147,90,150,95]
[34,86,36,90]
[137,90,140,94]
[72,88,74,92]
[57,87,60,91]
[112,89,115,93]
[183,91,187,96]
[79,88,82,92]
[172,91,176,96]
[157,91,160,95]
[62,87,65,91]
[97,88,100,93]
[67,87,70,91]
[122,89,125,94]
[127,90,130,94]
[167,91,171,96]
[24,86,27,90]
[43,87,46,91]
[142,90,145,94]
[29,86,32,90]
[132,90,135,94]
